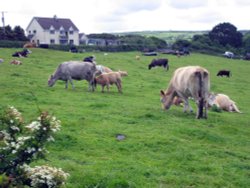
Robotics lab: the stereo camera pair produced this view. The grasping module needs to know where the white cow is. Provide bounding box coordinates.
[160,66,210,119]
[208,93,241,113]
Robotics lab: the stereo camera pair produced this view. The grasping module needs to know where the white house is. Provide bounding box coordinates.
[26,16,79,45]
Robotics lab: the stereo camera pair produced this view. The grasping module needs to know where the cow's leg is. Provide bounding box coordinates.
[101,85,105,92]
[106,84,110,92]
[116,81,122,93]
[65,80,68,89]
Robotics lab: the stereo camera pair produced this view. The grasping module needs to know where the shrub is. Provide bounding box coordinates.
[0,106,69,187]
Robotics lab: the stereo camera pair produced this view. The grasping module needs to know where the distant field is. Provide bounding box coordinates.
[118,30,208,44]
[0,48,250,187]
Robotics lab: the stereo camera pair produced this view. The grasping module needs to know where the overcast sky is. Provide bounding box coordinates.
[1,0,250,34]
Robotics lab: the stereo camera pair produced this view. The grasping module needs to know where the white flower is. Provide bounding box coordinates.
[26,121,41,131]
[25,165,69,188]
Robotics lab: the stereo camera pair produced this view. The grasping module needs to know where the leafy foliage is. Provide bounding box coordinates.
[0,106,68,187]
[0,25,28,41]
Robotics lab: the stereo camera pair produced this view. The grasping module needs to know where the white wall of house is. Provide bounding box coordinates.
[26,18,79,45]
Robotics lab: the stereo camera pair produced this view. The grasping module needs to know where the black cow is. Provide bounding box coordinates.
[83,56,95,63]
[148,58,169,70]
[12,49,30,57]
[217,70,231,77]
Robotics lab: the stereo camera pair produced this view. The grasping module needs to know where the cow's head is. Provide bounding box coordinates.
[48,75,56,87]
[160,89,176,110]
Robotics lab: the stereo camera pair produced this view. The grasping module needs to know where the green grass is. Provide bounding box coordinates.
[0,48,250,187]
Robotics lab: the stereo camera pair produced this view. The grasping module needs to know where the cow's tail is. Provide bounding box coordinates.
[196,71,204,119]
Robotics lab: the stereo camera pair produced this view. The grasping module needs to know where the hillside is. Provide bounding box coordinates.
[116,30,208,44]
[0,48,250,187]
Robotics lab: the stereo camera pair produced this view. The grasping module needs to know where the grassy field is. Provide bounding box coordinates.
[0,48,250,187]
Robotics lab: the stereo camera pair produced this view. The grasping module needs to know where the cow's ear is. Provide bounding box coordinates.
[160,90,165,96]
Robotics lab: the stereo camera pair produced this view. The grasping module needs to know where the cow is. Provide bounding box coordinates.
[48,61,99,91]
[160,66,210,119]
[10,60,22,65]
[148,58,169,70]
[23,42,36,48]
[83,56,96,63]
[94,71,127,93]
[12,49,30,58]
[208,93,241,113]
[217,70,231,77]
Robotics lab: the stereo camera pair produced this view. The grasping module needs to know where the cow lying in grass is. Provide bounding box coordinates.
[10,60,22,65]
[208,93,241,113]
[94,71,128,93]
[160,66,210,119]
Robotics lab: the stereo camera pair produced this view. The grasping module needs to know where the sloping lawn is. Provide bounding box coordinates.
[0,48,249,187]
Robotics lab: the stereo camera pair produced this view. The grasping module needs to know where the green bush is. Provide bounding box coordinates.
[0,40,26,48]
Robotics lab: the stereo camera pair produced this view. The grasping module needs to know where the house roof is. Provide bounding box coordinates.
[33,17,79,31]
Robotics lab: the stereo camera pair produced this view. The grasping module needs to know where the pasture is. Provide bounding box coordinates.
[0,48,250,187]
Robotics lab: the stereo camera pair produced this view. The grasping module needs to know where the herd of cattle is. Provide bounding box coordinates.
[3,47,242,119]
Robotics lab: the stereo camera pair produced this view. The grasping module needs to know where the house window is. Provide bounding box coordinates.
[29,30,31,34]
[69,30,74,35]
[50,39,55,44]
[69,40,74,45]
[33,30,36,34]
[50,30,55,34]
[60,30,64,35]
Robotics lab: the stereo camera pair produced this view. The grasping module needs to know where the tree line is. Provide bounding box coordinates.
[1,22,250,56]
[172,22,250,56]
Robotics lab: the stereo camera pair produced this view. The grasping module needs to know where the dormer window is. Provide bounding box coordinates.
[49,26,55,34]
[59,27,65,35]
[50,30,55,34]
[69,27,74,35]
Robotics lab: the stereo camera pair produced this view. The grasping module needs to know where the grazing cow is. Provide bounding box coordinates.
[10,60,22,65]
[160,66,210,119]
[208,93,241,113]
[23,42,36,48]
[83,55,96,63]
[12,49,30,58]
[48,61,99,91]
[148,58,169,70]
[94,71,127,93]
[217,70,231,77]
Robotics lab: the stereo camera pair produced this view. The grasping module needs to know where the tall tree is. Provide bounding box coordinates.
[209,22,243,48]
[13,26,28,41]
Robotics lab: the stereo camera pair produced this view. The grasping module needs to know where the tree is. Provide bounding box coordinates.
[243,32,250,52]
[0,25,28,41]
[172,39,191,50]
[13,26,28,41]
[208,22,243,48]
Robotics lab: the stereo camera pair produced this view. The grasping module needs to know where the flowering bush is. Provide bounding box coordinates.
[23,165,69,188]
[0,106,69,187]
